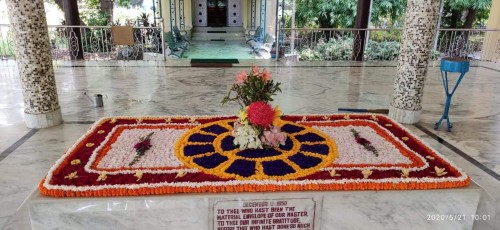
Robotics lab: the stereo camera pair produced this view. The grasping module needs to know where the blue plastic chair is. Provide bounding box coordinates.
[435,57,470,131]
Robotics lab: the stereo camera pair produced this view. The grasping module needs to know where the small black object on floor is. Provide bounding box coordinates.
[190,59,239,67]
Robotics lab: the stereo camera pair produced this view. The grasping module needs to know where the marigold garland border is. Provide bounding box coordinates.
[39,114,470,197]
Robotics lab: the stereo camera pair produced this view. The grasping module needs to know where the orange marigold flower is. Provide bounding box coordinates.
[247,101,274,128]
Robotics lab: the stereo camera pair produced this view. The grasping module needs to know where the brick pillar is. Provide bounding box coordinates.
[6,0,63,128]
[388,0,441,124]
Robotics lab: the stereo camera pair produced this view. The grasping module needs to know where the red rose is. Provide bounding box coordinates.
[247,101,274,128]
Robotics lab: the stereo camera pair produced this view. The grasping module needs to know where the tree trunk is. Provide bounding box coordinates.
[351,0,372,61]
[54,0,64,11]
[100,0,114,24]
[461,8,476,51]
[462,8,477,29]
[63,0,84,60]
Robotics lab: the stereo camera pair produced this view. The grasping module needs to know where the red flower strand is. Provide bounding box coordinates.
[129,132,154,166]
[351,129,379,157]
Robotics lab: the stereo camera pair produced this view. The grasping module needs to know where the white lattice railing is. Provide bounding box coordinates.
[0,24,164,61]
[278,28,500,62]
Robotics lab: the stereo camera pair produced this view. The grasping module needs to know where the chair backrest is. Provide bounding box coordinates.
[173,26,180,34]
[165,32,174,40]
[164,32,177,46]
[255,26,262,36]
[172,26,184,42]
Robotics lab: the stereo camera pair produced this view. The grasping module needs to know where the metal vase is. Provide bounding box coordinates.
[93,94,104,107]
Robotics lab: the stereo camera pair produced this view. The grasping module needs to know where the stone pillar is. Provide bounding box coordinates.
[481,0,500,62]
[6,0,63,128]
[388,0,441,124]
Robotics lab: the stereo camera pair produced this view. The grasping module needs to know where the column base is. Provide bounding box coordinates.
[388,105,421,124]
[24,109,63,129]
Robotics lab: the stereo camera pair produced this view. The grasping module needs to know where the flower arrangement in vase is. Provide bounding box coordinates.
[222,66,287,150]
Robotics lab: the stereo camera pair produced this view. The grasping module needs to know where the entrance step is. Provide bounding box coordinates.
[193,26,244,33]
[191,27,246,41]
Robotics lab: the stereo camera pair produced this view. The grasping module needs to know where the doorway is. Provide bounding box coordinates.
[207,0,227,27]
[193,0,242,27]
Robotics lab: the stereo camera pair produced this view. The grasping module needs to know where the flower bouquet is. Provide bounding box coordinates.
[222,66,287,150]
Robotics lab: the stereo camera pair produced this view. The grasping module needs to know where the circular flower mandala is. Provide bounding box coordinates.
[175,119,338,180]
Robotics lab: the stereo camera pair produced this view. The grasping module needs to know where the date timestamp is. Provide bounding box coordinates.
[427,214,491,221]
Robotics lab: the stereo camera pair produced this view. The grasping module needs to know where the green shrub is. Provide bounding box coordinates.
[298,37,402,61]
[0,38,15,58]
[299,38,354,61]
[364,40,400,61]
[369,30,402,42]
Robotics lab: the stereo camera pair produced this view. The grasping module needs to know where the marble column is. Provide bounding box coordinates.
[388,0,441,124]
[6,0,63,128]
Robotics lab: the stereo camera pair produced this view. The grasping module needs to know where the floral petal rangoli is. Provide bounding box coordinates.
[40,115,470,197]
[175,120,338,180]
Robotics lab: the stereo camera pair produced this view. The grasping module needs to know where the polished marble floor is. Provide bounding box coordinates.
[182,40,257,59]
[0,60,499,229]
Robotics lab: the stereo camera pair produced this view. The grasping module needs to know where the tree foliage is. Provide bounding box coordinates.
[292,0,491,29]
[370,0,407,27]
[294,0,407,28]
[116,0,144,8]
[45,0,143,26]
[441,0,492,28]
[295,0,357,28]
[447,0,491,10]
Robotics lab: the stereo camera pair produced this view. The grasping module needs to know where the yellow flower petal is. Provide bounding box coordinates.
[188,117,197,123]
[238,109,248,121]
[434,166,448,177]
[86,143,94,147]
[371,115,379,121]
[136,118,143,124]
[64,172,78,180]
[344,115,350,120]
[272,106,283,126]
[362,169,372,179]
[401,169,410,178]
[97,172,107,181]
[322,116,330,121]
[70,159,81,165]
[385,123,393,127]
[301,116,307,122]
[165,118,172,123]
[175,170,188,178]
[97,130,105,134]
[110,118,117,123]
[402,137,409,141]
[329,169,340,177]
[135,171,143,181]
[426,156,435,160]
[274,106,282,117]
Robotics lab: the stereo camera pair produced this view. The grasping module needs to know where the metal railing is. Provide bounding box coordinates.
[2,24,499,63]
[0,24,164,62]
[279,28,500,62]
